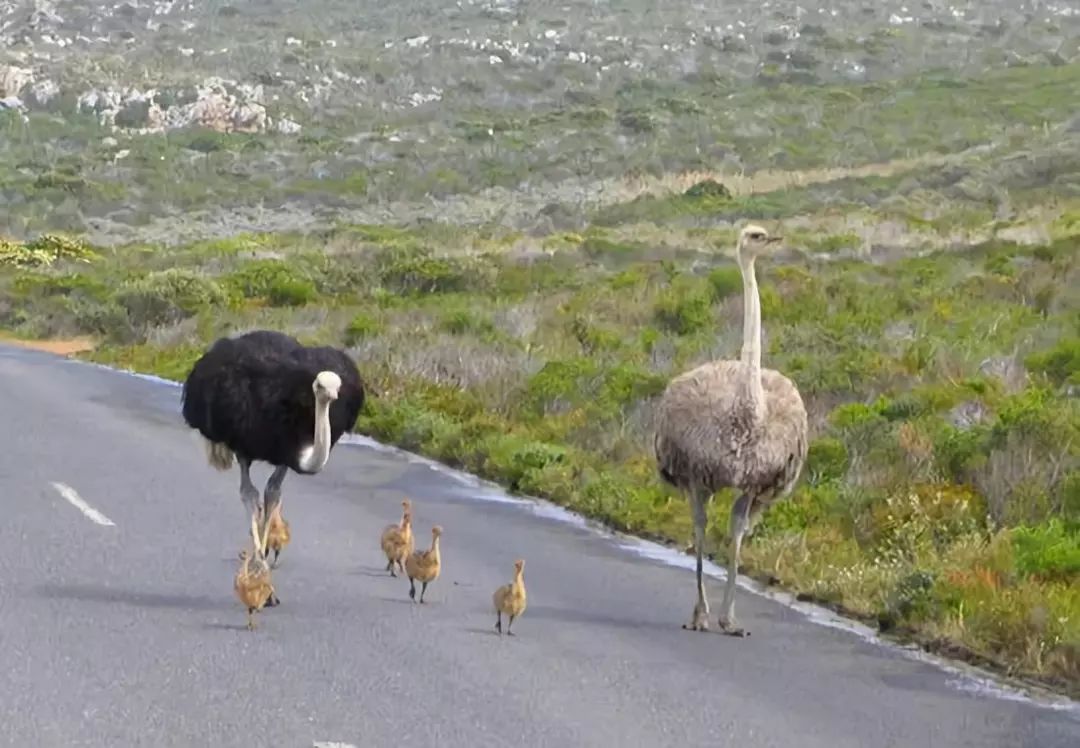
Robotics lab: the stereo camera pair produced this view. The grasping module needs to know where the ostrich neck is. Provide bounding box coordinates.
[737,252,766,423]
[298,397,333,472]
[430,537,441,562]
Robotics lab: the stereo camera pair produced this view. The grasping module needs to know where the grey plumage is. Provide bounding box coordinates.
[653,224,809,636]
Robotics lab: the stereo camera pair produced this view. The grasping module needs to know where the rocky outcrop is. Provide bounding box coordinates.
[0,64,32,97]
[76,77,301,135]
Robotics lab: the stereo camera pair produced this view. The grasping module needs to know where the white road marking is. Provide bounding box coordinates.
[50,482,116,527]
[313,743,357,748]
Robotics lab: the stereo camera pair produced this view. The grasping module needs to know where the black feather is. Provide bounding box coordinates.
[181,330,366,474]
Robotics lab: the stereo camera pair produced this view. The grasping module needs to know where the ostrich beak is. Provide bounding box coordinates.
[766,235,783,244]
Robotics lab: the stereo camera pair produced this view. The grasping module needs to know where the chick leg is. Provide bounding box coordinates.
[238,458,262,557]
[718,493,753,637]
[246,608,256,631]
[386,559,396,577]
[682,487,710,632]
[408,578,417,601]
[506,615,516,636]
[420,581,429,604]
[495,611,503,634]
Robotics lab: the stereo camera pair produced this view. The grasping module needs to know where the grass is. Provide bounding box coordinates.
[2,209,1077,698]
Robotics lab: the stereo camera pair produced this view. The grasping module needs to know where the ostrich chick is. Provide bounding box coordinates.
[493,558,527,635]
[653,224,808,637]
[404,525,442,603]
[234,548,276,630]
[380,499,414,577]
[263,501,291,568]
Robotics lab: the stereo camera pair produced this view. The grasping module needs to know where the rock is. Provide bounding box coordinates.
[27,79,59,107]
[275,118,302,135]
[947,401,989,430]
[0,96,27,112]
[74,77,290,136]
[0,65,33,98]
[978,355,1028,393]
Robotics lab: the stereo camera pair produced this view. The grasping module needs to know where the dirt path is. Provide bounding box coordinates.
[0,335,96,356]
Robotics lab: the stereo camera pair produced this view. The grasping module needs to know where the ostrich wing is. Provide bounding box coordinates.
[755,369,809,502]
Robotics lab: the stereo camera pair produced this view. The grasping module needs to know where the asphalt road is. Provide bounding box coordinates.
[1,343,1078,748]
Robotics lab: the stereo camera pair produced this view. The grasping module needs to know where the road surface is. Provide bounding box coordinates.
[1,343,1077,747]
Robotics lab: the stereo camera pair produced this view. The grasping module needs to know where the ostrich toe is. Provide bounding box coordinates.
[718,617,750,637]
[682,601,710,632]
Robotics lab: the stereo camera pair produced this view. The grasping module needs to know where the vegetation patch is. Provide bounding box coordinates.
[4,215,1076,698]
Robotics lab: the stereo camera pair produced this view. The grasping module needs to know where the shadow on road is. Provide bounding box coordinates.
[351,564,393,578]
[32,582,227,611]
[202,621,254,632]
[524,604,689,634]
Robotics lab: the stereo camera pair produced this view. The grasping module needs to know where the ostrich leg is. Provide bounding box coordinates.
[682,487,711,632]
[237,458,263,559]
[718,493,756,637]
[259,465,289,555]
[258,465,288,608]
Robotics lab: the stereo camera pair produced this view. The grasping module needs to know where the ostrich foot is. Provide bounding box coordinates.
[682,602,710,632]
[718,617,750,637]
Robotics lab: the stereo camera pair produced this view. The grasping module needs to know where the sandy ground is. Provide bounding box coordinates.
[0,335,96,356]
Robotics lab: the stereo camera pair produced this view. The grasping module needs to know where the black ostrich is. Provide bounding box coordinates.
[181,330,366,568]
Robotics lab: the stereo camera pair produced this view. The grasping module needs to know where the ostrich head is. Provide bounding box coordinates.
[313,370,342,403]
[513,558,525,573]
[431,525,443,539]
[736,224,783,261]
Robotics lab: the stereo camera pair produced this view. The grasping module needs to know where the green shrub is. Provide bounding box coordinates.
[1012,520,1080,582]
[440,307,496,337]
[598,364,668,408]
[0,233,98,268]
[580,236,644,258]
[683,179,731,200]
[1025,338,1080,386]
[377,247,477,294]
[806,437,849,483]
[653,280,712,335]
[707,266,742,300]
[482,434,568,490]
[224,259,314,304]
[344,313,382,344]
[114,270,228,327]
[933,424,988,481]
[524,358,600,413]
[266,277,316,307]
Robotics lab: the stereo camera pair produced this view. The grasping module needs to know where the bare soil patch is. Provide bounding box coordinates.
[0,335,97,356]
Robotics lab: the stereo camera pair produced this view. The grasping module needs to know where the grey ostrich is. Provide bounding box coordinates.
[653,224,808,636]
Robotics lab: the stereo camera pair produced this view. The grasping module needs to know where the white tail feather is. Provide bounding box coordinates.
[201,435,235,471]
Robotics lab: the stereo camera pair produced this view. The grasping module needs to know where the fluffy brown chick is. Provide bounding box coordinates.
[380,499,414,577]
[493,558,527,635]
[234,548,275,630]
[264,503,291,568]
[404,525,442,603]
